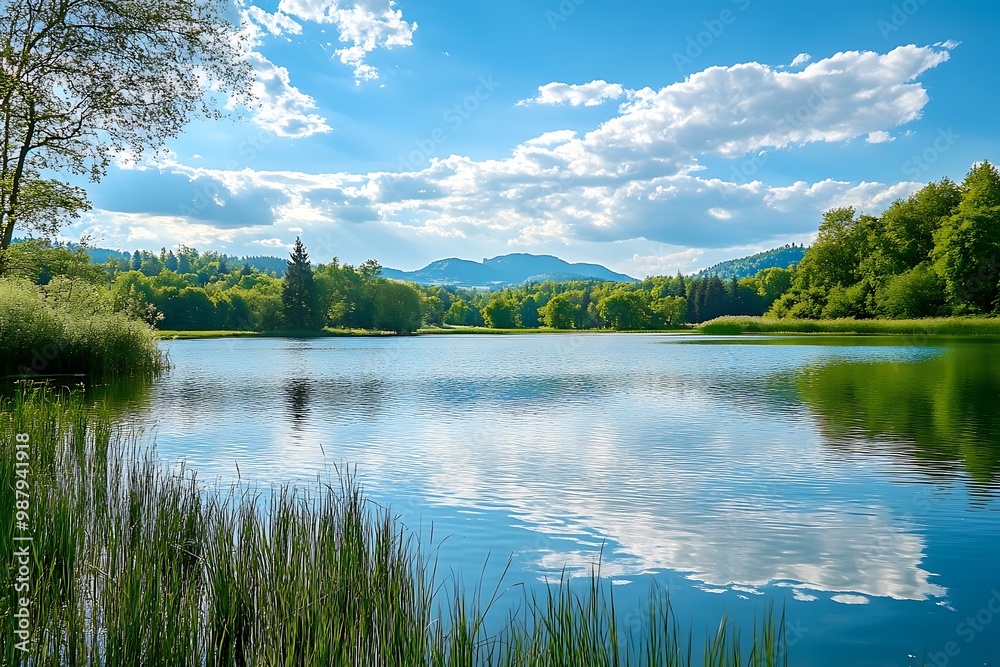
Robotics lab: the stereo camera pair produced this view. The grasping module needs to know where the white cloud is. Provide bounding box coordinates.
[244,53,332,137]
[866,130,894,144]
[246,6,303,36]
[277,0,417,81]
[96,45,952,268]
[518,80,627,107]
[791,53,812,67]
[226,6,331,138]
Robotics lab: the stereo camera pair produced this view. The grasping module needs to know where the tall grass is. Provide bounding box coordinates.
[698,315,1000,336]
[1,389,788,665]
[0,278,164,377]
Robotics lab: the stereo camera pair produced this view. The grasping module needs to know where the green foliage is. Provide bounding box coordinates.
[932,162,1000,314]
[699,315,1000,335]
[482,292,520,328]
[597,289,650,330]
[775,162,1000,320]
[0,277,164,376]
[371,280,423,333]
[874,264,946,319]
[0,0,251,251]
[282,237,318,330]
[539,293,577,329]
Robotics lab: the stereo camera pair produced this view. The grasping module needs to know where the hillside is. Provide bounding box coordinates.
[382,253,636,287]
[696,244,807,279]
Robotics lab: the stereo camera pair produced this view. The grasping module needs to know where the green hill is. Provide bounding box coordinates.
[696,244,807,279]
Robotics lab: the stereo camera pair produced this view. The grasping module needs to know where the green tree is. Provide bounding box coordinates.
[597,289,649,330]
[482,293,519,328]
[539,293,576,329]
[282,238,318,330]
[372,280,422,333]
[874,263,946,318]
[518,295,540,328]
[0,0,251,259]
[932,162,1000,313]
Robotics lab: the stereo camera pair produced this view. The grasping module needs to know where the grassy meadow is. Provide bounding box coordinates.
[0,388,788,666]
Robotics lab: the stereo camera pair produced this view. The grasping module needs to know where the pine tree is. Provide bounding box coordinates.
[282,237,317,330]
[131,250,142,271]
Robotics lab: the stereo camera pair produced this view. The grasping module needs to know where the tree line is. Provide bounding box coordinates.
[770,161,1000,319]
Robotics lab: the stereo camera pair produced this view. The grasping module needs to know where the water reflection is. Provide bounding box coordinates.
[797,341,1000,495]
[116,335,1000,619]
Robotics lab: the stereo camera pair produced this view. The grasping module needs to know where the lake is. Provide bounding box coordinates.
[123,334,999,666]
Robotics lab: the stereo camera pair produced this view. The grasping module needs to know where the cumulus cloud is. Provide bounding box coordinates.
[518,80,627,107]
[790,53,812,67]
[94,45,953,269]
[245,53,332,137]
[232,6,331,138]
[277,0,417,81]
[246,5,302,36]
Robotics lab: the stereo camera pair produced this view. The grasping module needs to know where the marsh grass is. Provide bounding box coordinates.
[0,278,164,378]
[698,315,1000,336]
[1,389,787,666]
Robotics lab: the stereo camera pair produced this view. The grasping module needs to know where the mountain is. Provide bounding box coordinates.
[696,244,807,280]
[382,253,637,287]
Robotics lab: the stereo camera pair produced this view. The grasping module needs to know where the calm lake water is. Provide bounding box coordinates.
[126,334,999,666]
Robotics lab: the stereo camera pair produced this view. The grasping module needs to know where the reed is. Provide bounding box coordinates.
[0,278,165,378]
[698,315,1000,336]
[1,389,788,666]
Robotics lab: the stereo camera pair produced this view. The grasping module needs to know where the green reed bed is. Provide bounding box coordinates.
[0,278,164,378]
[1,389,787,666]
[698,315,1000,336]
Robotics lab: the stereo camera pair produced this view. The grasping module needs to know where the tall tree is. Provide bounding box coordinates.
[932,162,1000,313]
[282,238,317,330]
[0,0,251,264]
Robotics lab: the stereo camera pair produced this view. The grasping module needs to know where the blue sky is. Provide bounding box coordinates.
[67,0,1000,277]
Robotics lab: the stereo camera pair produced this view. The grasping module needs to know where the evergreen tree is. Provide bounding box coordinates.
[282,237,317,330]
[131,250,141,271]
[164,250,179,272]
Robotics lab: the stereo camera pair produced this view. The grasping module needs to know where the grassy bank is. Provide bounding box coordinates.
[0,278,164,377]
[1,389,787,665]
[698,315,1000,336]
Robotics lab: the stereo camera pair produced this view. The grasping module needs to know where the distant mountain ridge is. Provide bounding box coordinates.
[382,253,637,287]
[696,244,807,280]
